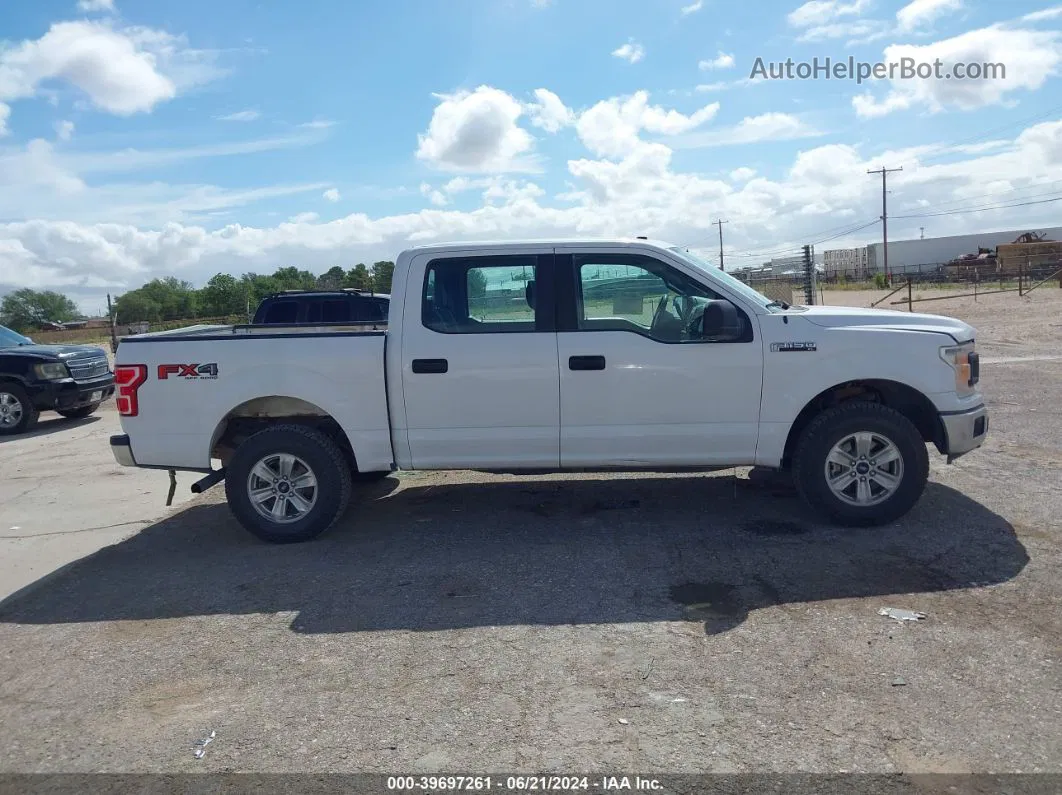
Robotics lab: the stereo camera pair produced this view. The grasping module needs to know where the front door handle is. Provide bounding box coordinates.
[412,358,448,374]
[569,355,606,371]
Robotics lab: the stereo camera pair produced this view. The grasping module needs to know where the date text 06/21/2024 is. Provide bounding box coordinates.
[386,776,664,792]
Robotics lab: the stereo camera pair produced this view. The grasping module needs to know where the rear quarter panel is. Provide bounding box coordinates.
[116,334,391,471]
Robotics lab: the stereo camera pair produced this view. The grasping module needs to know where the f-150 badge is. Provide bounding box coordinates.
[771,342,817,352]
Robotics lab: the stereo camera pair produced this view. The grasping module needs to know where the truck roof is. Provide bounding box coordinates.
[404,238,678,255]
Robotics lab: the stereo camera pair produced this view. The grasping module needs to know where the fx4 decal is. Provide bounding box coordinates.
[770,342,817,352]
[158,363,219,380]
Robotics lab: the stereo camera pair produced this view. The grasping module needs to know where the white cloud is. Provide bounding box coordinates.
[699,52,735,70]
[217,109,260,122]
[852,26,1062,117]
[77,0,115,11]
[796,20,889,43]
[0,104,9,136]
[787,0,872,27]
[288,212,319,223]
[6,119,1062,311]
[419,182,448,206]
[670,112,820,148]
[681,0,704,14]
[0,20,219,129]
[896,0,963,32]
[576,91,720,158]
[416,85,537,173]
[298,119,336,129]
[323,188,341,202]
[1023,6,1062,22]
[54,120,75,140]
[611,40,646,64]
[526,88,574,133]
[730,167,757,182]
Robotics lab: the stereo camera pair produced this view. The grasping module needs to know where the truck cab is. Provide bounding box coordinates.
[109,239,987,543]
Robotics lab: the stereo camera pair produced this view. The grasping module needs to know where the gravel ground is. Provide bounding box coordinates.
[0,289,1060,774]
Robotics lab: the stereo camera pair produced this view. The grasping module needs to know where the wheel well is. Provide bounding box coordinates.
[210,396,359,472]
[781,380,944,468]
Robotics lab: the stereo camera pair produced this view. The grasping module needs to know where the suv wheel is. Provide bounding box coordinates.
[224,424,352,543]
[793,401,929,526]
[0,385,39,436]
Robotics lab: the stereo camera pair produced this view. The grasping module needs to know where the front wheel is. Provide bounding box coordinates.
[58,402,101,419]
[793,401,929,527]
[0,385,39,435]
[224,424,352,543]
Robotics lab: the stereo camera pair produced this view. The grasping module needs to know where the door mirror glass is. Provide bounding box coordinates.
[694,299,744,342]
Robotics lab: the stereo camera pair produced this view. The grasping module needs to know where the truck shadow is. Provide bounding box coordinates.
[0,475,1028,635]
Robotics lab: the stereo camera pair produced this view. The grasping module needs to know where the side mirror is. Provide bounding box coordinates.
[698,299,742,341]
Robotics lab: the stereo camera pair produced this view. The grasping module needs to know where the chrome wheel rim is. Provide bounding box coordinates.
[824,431,904,507]
[247,453,318,524]
[0,392,24,427]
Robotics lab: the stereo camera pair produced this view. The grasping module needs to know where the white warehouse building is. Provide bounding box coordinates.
[866,226,1062,274]
[823,247,869,277]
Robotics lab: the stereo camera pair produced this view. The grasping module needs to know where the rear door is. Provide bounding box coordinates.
[399,249,560,469]
[555,248,763,467]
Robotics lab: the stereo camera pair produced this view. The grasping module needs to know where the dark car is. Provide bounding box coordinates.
[0,325,115,436]
[252,289,389,326]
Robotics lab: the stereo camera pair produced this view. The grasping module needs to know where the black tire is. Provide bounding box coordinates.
[224,424,352,544]
[57,402,101,420]
[352,470,391,483]
[0,383,39,436]
[793,401,929,527]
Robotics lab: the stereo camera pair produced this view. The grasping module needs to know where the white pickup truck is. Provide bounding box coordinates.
[110,239,987,543]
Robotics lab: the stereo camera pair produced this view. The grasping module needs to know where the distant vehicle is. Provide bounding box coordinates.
[110,239,986,543]
[252,289,389,326]
[0,325,115,435]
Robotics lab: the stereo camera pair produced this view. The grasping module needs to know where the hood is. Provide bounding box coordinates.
[0,343,108,360]
[793,305,975,343]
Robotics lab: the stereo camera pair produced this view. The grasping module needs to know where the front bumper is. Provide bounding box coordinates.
[110,434,137,467]
[32,376,115,411]
[940,404,988,463]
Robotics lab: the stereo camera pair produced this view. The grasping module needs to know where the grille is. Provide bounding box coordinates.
[67,356,111,382]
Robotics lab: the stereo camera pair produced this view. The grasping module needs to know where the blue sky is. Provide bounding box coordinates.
[1,0,1060,310]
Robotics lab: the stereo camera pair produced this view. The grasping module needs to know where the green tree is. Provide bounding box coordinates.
[345,263,372,290]
[114,291,162,324]
[0,289,80,332]
[199,273,247,317]
[137,278,197,320]
[272,266,317,291]
[317,266,346,290]
[468,268,488,299]
[241,273,279,307]
[372,260,395,293]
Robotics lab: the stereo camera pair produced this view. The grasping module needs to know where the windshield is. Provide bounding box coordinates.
[669,247,783,312]
[0,326,33,347]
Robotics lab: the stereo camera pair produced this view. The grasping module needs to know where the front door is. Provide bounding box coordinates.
[400,251,560,470]
[556,250,763,467]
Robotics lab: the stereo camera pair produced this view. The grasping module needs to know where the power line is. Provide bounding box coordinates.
[893,178,1062,215]
[892,194,1062,219]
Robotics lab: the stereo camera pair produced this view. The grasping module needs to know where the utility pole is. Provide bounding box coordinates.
[714,219,728,270]
[867,166,902,284]
[920,226,925,240]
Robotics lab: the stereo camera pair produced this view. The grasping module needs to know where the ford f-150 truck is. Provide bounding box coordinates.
[109,239,987,543]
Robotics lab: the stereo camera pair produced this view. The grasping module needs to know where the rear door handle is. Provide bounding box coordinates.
[412,358,448,374]
[569,355,606,371]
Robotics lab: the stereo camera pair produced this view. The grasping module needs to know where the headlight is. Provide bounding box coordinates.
[34,362,70,380]
[939,342,977,394]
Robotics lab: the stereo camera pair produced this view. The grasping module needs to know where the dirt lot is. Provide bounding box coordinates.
[1,288,1061,775]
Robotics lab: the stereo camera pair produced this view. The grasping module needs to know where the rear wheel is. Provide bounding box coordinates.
[0,385,38,436]
[58,402,101,419]
[224,424,352,543]
[793,401,928,526]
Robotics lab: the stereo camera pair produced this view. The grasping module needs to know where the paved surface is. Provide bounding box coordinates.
[0,403,193,601]
[0,291,1060,773]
